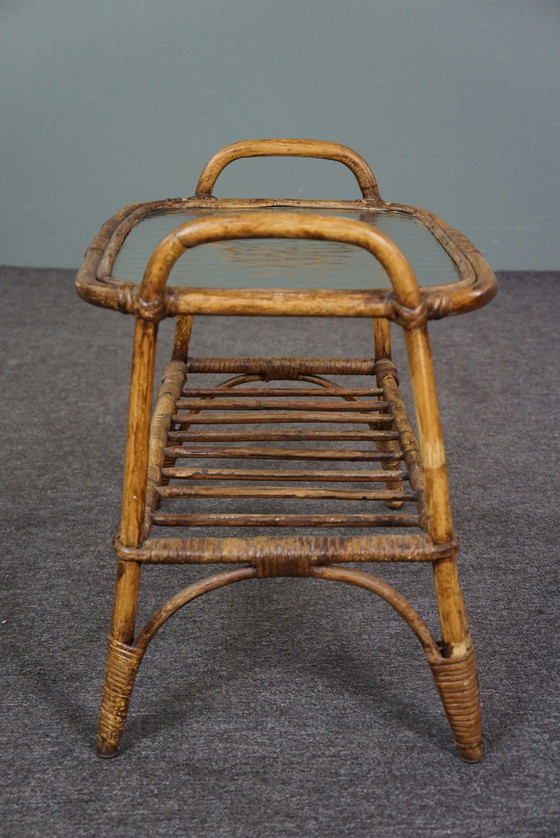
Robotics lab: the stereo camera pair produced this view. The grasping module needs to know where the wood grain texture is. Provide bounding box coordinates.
[156,485,417,502]
[193,138,381,200]
[162,444,398,461]
[151,512,421,528]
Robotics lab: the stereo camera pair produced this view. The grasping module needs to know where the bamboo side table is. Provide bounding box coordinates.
[76,139,496,761]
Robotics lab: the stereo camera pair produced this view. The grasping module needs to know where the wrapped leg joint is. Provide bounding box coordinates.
[429,646,483,762]
[97,635,144,757]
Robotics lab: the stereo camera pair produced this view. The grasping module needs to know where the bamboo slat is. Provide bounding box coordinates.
[180,386,384,397]
[163,445,400,461]
[171,411,393,425]
[156,485,416,502]
[167,429,399,443]
[160,466,409,482]
[152,512,420,527]
[175,398,389,412]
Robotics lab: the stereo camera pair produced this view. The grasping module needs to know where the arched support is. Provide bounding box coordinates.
[310,565,482,761]
[134,563,441,658]
[308,565,441,660]
[98,564,481,761]
[97,567,255,757]
[135,567,256,651]
[125,565,439,660]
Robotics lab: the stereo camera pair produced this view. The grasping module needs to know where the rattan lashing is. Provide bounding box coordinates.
[77,139,496,762]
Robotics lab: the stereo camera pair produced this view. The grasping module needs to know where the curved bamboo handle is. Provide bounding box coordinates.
[194,139,381,200]
[139,212,422,318]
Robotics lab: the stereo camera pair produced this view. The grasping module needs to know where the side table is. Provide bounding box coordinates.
[76,139,497,760]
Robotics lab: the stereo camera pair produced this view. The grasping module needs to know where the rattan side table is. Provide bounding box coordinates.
[76,139,496,760]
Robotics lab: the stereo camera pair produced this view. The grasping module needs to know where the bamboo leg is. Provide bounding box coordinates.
[158,316,194,496]
[373,317,392,368]
[171,315,193,362]
[373,318,406,508]
[404,323,483,760]
[97,318,158,757]
[404,325,469,648]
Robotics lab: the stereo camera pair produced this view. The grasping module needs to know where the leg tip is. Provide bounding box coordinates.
[96,738,120,759]
[460,743,484,763]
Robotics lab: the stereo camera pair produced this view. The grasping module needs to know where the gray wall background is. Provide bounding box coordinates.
[1,0,558,270]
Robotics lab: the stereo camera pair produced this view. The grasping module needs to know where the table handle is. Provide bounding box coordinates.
[193,139,381,201]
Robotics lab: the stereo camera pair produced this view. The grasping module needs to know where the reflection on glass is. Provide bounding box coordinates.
[112,207,460,290]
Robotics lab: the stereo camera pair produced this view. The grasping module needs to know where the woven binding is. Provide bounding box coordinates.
[185,357,376,379]
[255,554,311,577]
[429,646,483,762]
[392,299,428,330]
[115,533,458,564]
[374,358,399,385]
[97,636,145,756]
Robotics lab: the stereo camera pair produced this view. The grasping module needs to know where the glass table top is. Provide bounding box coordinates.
[111,207,461,290]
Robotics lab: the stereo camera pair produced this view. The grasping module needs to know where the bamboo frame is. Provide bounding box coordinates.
[76,139,496,322]
[194,138,382,200]
[77,139,493,762]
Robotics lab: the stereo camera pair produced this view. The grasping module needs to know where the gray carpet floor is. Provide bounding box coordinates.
[1,266,559,837]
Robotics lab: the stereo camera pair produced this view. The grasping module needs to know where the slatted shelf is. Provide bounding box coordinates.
[145,362,422,537]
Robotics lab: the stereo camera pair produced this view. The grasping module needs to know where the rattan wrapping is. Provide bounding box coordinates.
[430,646,483,762]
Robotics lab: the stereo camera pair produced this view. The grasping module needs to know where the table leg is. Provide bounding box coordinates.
[405,322,483,760]
[97,317,158,757]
